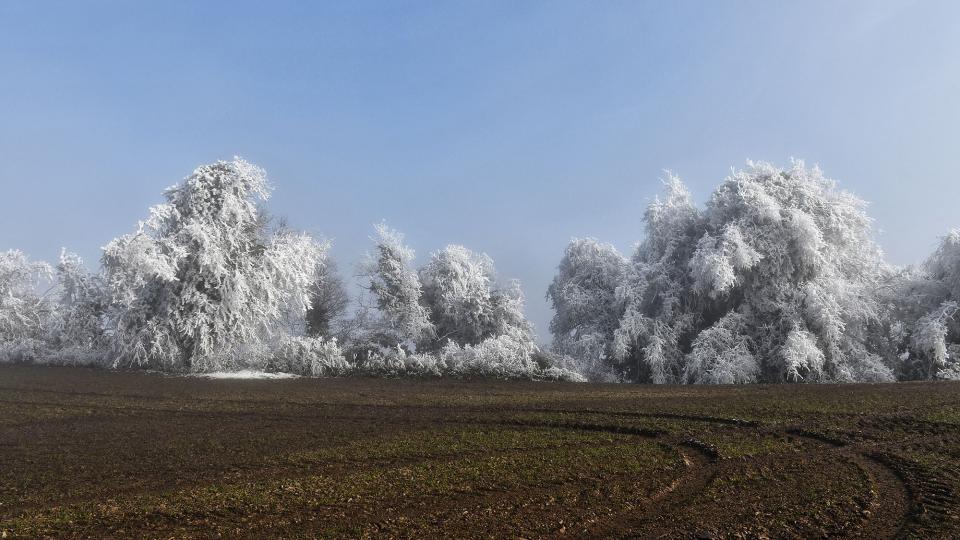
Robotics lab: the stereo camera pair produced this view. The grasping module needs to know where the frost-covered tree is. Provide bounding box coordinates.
[359,224,433,346]
[546,238,628,381]
[0,250,55,361]
[305,259,350,338]
[488,278,536,345]
[420,245,494,347]
[102,158,329,372]
[887,230,960,380]
[1,249,111,365]
[419,244,535,350]
[611,175,705,382]
[601,161,894,383]
[350,228,566,379]
[51,250,109,361]
[683,313,759,384]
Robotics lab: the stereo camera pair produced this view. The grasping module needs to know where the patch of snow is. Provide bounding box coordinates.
[193,370,300,380]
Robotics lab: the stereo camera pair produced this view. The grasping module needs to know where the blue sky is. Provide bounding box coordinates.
[2,1,959,338]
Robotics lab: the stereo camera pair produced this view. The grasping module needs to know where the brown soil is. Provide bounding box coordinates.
[2,366,958,538]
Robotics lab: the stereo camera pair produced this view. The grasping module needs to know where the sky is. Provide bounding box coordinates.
[2,0,959,339]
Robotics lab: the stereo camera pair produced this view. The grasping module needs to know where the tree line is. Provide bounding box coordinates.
[2,158,958,383]
[0,159,577,381]
[547,161,960,383]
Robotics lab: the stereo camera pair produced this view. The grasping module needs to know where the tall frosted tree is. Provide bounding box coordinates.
[612,175,706,382]
[102,158,328,372]
[888,230,960,380]
[359,224,433,346]
[548,161,897,383]
[0,250,55,360]
[52,250,109,359]
[619,162,894,383]
[546,238,628,380]
[419,244,535,350]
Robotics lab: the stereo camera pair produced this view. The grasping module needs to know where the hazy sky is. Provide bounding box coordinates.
[2,1,959,338]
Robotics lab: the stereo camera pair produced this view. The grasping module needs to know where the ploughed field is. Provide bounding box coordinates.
[2,367,960,538]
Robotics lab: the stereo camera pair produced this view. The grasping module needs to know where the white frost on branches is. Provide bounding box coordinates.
[556,161,896,383]
[419,244,534,350]
[887,230,960,380]
[0,250,55,361]
[684,314,758,384]
[360,224,434,345]
[9,155,960,384]
[546,238,628,381]
[779,327,826,382]
[102,158,328,372]
[352,226,571,380]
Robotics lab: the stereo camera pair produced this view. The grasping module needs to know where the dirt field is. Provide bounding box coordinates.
[1,366,959,538]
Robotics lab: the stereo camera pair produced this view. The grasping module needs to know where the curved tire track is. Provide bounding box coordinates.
[782,428,912,539]
[488,412,913,538]
[475,416,720,539]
